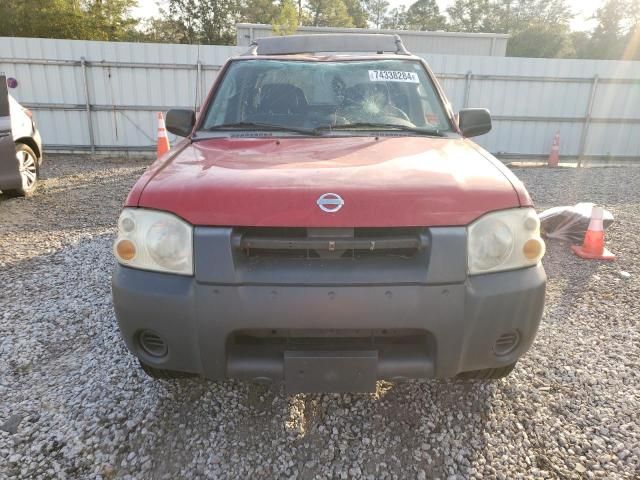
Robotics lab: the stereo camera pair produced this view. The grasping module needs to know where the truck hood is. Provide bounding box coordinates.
[132,136,526,227]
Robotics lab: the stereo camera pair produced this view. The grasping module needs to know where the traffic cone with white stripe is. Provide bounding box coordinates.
[157,112,170,158]
[571,205,615,260]
[548,131,560,167]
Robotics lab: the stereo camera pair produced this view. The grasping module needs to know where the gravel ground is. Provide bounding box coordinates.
[0,155,638,479]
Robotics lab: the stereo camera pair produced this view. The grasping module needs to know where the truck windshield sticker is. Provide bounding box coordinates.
[368,70,419,83]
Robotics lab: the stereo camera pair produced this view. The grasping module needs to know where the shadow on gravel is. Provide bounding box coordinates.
[542,240,602,321]
[140,377,496,479]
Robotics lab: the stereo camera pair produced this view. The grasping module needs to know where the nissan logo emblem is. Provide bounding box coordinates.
[317,193,344,213]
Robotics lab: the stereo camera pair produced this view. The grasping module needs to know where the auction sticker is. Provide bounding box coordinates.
[368,70,419,83]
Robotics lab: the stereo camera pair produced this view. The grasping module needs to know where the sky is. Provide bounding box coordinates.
[133,0,605,32]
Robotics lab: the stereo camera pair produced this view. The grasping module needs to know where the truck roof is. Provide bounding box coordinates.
[243,34,412,57]
[230,53,424,62]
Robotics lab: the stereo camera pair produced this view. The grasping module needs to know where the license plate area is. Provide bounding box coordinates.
[284,350,378,393]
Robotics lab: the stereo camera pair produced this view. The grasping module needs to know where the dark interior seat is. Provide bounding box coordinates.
[259,84,308,115]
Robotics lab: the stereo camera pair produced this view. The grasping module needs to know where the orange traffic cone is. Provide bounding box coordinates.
[571,205,615,260]
[157,112,170,158]
[548,131,560,167]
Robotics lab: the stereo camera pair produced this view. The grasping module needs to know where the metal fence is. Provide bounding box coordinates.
[1,36,639,161]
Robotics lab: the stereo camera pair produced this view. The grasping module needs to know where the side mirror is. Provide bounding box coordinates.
[166,109,196,137]
[458,108,492,138]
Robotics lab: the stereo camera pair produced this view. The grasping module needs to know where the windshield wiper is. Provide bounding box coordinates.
[202,122,319,136]
[314,122,444,137]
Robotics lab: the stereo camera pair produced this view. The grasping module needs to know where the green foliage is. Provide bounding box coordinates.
[446,0,491,33]
[84,0,139,41]
[168,0,240,44]
[305,0,354,27]
[563,0,639,60]
[405,0,446,31]
[137,17,187,43]
[445,0,576,58]
[0,0,138,40]
[241,0,280,25]
[381,6,408,30]
[507,23,575,58]
[567,31,591,58]
[342,0,368,28]
[586,0,629,59]
[367,0,389,28]
[447,0,572,34]
[273,0,299,34]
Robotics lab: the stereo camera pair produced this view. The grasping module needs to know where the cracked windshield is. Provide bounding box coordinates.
[202,59,452,133]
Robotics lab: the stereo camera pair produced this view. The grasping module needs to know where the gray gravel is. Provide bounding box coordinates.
[1,156,639,479]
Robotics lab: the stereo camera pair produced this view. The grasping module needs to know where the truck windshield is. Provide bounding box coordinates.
[201,59,452,135]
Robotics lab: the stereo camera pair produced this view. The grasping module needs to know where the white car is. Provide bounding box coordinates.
[0,91,43,197]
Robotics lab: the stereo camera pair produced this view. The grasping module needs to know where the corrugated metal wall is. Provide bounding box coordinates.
[1,36,639,160]
[236,24,509,57]
[0,37,243,151]
[428,55,640,159]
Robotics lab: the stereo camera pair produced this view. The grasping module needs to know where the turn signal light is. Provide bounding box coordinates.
[523,238,544,260]
[116,239,136,261]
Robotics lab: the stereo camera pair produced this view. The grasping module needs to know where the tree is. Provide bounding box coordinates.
[273,0,299,34]
[305,0,354,27]
[445,0,576,58]
[405,0,446,31]
[0,0,138,41]
[568,31,591,58]
[446,0,491,33]
[167,0,240,44]
[138,17,188,43]
[241,0,280,25]
[588,0,640,60]
[343,0,368,28]
[586,0,628,59]
[83,0,139,41]
[382,6,408,29]
[367,0,389,29]
[507,23,575,57]
[447,0,572,34]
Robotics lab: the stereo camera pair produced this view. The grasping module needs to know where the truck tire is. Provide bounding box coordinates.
[139,361,196,380]
[456,362,517,380]
[3,143,38,197]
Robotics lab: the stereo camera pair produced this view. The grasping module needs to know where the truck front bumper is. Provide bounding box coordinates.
[112,260,546,385]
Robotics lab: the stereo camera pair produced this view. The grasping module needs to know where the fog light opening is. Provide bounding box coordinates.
[494,330,520,356]
[138,330,168,358]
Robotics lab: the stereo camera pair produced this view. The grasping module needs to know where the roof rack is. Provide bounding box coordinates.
[243,34,411,56]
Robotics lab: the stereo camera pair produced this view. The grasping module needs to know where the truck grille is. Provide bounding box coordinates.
[231,328,432,349]
[232,227,428,260]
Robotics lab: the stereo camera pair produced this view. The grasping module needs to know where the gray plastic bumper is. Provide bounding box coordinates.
[112,260,546,381]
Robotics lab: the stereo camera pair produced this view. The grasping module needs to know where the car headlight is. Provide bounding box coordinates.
[113,208,193,275]
[468,208,545,275]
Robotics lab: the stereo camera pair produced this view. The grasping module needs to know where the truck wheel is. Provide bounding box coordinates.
[457,362,517,380]
[3,143,38,197]
[139,361,196,380]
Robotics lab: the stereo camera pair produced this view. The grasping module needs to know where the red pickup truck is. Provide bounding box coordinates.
[112,35,546,393]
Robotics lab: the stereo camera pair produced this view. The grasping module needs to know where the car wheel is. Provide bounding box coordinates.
[3,143,38,197]
[456,362,517,380]
[139,360,197,380]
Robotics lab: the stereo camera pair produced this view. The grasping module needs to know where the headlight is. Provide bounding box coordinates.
[468,208,545,275]
[113,208,193,275]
